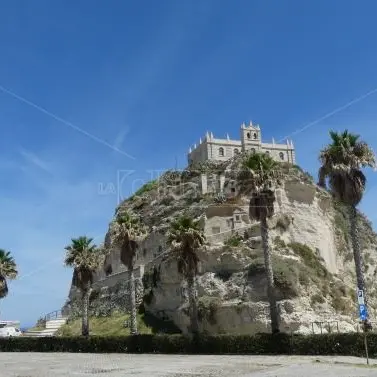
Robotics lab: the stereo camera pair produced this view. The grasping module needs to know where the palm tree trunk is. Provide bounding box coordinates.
[350,205,367,306]
[187,272,199,334]
[81,288,90,337]
[260,215,280,333]
[129,267,138,335]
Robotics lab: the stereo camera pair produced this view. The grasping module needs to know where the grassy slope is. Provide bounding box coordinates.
[56,311,181,336]
[56,313,153,336]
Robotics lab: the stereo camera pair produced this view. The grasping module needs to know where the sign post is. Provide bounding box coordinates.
[358,289,365,305]
[358,290,369,365]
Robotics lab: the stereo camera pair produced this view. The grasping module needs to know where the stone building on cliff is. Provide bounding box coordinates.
[188,121,296,165]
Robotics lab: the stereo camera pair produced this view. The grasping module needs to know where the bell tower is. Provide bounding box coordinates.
[240,121,262,152]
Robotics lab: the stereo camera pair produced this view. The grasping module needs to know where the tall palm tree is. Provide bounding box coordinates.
[0,250,18,300]
[319,130,376,325]
[113,211,146,335]
[167,215,206,334]
[64,237,104,337]
[239,152,281,333]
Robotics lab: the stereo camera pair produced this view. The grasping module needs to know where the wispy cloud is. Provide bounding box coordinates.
[0,84,135,160]
[113,125,130,151]
[19,148,52,174]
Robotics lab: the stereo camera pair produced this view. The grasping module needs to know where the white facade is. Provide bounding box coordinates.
[188,121,296,165]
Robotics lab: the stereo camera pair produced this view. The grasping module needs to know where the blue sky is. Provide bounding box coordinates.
[1,1,377,327]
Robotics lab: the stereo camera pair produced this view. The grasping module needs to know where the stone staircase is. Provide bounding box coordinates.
[23,311,67,337]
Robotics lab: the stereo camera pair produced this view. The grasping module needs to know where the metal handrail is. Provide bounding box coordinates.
[44,310,63,321]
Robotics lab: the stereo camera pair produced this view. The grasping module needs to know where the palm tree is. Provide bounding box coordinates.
[0,250,18,300]
[319,130,376,325]
[64,236,104,337]
[113,211,146,335]
[167,215,206,334]
[240,152,281,333]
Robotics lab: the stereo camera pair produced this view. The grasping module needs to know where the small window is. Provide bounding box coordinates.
[231,187,236,193]
[235,215,241,222]
[250,148,256,154]
[212,227,220,234]
[234,148,239,155]
[247,132,251,139]
[219,147,224,157]
[265,151,270,156]
[279,152,284,160]
[253,133,257,139]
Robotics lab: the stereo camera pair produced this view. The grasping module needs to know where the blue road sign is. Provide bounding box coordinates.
[359,304,368,321]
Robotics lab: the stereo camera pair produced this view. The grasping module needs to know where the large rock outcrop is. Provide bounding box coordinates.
[63,158,377,334]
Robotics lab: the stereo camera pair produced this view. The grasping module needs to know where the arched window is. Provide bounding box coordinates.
[265,151,270,156]
[250,148,256,154]
[234,148,239,155]
[279,152,284,160]
[219,147,225,157]
[247,132,251,139]
[253,132,257,139]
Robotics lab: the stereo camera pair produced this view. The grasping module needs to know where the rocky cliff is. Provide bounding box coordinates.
[63,157,377,334]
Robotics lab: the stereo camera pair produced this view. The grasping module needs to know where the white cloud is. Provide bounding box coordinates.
[19,148,53,174]
[113,124,130,151]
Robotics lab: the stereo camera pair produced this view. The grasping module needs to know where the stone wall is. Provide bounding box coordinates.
[63,267,145,319]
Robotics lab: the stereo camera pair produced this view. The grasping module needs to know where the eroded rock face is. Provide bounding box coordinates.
[63,162,377,335]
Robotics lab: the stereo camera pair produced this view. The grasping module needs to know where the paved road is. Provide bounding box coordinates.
[1,353,377,376]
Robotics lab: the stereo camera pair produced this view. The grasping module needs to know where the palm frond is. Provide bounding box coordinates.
[112,210,147,269]
[318,130,375,204]
[239,153,280,193]
[0,276,8,299]
[0,249,18,279]
[167,215,205,277]
[64,237,104,291]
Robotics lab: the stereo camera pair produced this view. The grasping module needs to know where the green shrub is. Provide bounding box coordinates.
[330,282,353,314]
[3,333,377,356]
[275,215,291,232]
[273,236,286,249]
[161,170,182,186]
[344,251,353,262]
[197,297,221,325]
[311,294,325,305]
[133,180,158,197]
[331,296,352,314]
[273,258,300,299]
[333,201,350,247]
[247,257,266,276]
[299,270,310,286]
[160,195,174,206]
[247,256,300,299]
[224,234,243,247]
[288,242,329,279]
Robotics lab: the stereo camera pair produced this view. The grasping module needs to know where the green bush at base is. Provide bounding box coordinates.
[0,333,374,356]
